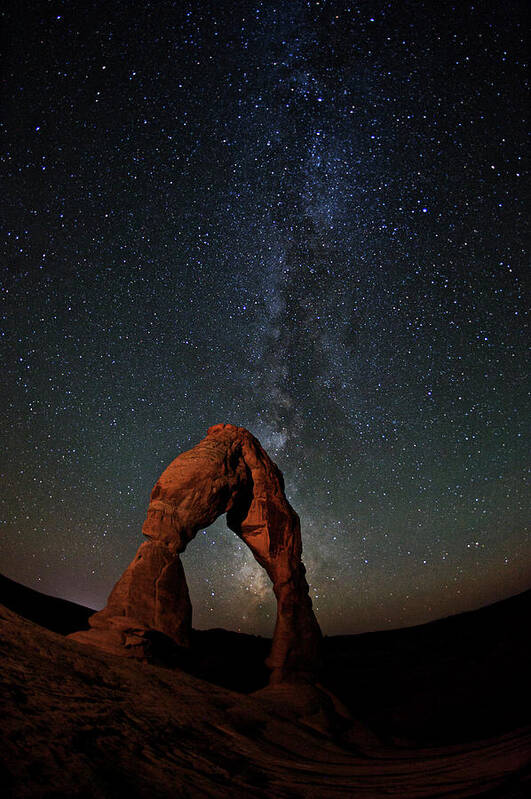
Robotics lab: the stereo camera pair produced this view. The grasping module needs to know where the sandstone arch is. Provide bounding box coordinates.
[70,424,322,683]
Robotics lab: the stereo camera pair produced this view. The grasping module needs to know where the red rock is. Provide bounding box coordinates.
[69,424,322,682]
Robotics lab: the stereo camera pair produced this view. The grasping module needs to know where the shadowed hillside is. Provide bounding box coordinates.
[321,590,531,745]
[0,574,93,634]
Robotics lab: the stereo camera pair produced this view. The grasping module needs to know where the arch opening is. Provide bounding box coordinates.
[181,516,276,635]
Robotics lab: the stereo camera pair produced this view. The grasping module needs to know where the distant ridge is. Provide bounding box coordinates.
[330,586,531,643]
[0,574,94,635]
[322,587,531,744]
[1,570,529,642]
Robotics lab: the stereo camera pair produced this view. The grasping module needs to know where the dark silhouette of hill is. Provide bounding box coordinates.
[0,573,93,634]
[321,590,531,746]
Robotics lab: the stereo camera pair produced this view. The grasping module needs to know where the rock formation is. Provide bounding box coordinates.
[69,424,322,683]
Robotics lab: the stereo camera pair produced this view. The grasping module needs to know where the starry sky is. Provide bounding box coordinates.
[2,0,529,636]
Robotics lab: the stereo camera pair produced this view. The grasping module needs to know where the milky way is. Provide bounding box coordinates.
[2,1,529,635]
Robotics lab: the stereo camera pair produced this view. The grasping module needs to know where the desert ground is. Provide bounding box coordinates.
[1,575,530,798]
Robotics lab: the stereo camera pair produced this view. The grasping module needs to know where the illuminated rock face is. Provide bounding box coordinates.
[69,424,322,683]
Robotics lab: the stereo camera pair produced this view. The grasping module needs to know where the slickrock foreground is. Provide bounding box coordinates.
[2,601,530,799]
[70,424,322,683]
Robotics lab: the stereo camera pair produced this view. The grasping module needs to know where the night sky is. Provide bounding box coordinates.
[2,1,529,636]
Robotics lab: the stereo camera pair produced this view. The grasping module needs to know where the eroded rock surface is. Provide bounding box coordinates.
[70,424,322,682]
[4,602,531,799]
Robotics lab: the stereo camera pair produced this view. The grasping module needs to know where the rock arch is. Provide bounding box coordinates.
[70,424,322,683]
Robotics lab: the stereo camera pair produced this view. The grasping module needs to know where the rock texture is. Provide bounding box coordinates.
[70,424,322,683]
[3,602,531,799]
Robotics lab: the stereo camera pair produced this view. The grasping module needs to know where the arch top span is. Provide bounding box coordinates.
[69,424,322,684]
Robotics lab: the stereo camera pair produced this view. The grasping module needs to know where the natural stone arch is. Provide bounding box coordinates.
[70,424,322,683]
